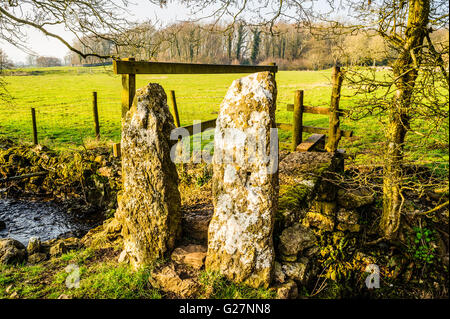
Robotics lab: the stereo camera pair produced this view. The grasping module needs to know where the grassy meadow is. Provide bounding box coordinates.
[0,65,448,166]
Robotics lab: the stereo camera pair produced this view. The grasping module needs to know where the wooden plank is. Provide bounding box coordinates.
[169,90,181,128]
[287,103,348,116]
[181,119,217,136]
[276,122,293,131]
[113,143,121,158]
[121,58,136,118]
[326,66,344,152]
[296,134,326,152]
[276,123,353,138]
[31,108,38,145]
[291,90,304,151]
[92,91,100,139]
[114,60,278,75]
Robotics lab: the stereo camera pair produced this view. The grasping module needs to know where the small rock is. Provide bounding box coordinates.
[28,252,48,264]
[49,242,67,257]
[98,166,113,177]
[281,258,309,285]
[10,291,19,299]
[278,223,317,257]
[302,212,334,231]
[337,223,360,232]
[171,244,207,270]
[0,238,27,265]
[312,201,337,216]
[275,280,298,299]
[303,246,320,257]
[27,236,41,255]
[273,262,286,284]
[279,254,297,262]
[149,264,200,298]
[118,250,129,264]
[337,209,359,224]
[336,209,360,232]
[94,155,104,163]
[57,294,71,299]
[5,285,13,293]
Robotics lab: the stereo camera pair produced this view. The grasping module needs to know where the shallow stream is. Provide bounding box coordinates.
[0,199,93,246]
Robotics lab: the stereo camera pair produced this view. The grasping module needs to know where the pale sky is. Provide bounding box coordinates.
[1,1,335,65]
[1,2,194,64]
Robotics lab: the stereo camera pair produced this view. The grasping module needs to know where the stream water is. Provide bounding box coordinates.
[0,199,93,246]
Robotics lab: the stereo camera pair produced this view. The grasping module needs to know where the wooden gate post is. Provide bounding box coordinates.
[169,90,181,128]
[291,90,304,151]
[31,108,38,145]
[326,66,344,152]
[121,57,136,118]
[92,91,100,139]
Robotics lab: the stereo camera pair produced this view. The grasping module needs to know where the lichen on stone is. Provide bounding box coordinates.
[206,72,278,288]
[115,83,181,269]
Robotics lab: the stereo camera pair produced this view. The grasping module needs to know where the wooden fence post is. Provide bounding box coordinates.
[92,91,100,139]
[169,90,181,127]
[269,62,276,79]
[326,66,344,152]
[121,57,136,118]
[113,143,121,158]
[291,90,304,151]
[31,108,38,145]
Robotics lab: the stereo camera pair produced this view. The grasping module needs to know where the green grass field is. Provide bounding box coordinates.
[0,66,447,166]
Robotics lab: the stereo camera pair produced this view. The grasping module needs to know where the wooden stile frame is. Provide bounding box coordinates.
[113,58,351,153]
[114,58,278,135]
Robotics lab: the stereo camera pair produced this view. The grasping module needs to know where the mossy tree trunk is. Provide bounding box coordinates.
[380,0,430,239]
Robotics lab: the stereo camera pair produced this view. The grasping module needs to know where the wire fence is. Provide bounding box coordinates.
[0,94,123,147]
[0,88,317,150]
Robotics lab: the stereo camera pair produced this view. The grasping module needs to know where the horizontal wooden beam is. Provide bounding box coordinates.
[276,123,353,138]
[114,60,278,75]
[180,119,217,136]
[286,104,348,116]
[276,122,294,131]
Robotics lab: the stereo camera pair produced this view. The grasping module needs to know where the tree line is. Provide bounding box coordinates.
[65,21,448,70]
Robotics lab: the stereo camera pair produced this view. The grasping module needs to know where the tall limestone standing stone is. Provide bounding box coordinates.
[206,71,278,288]
[116,83,181,269]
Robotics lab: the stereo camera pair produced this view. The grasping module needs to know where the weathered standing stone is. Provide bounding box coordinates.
[206,72,278,288]
[116,83,181,268]
[115,83,181,269]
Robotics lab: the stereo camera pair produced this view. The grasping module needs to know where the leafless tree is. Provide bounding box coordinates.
[0,0,135,60]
